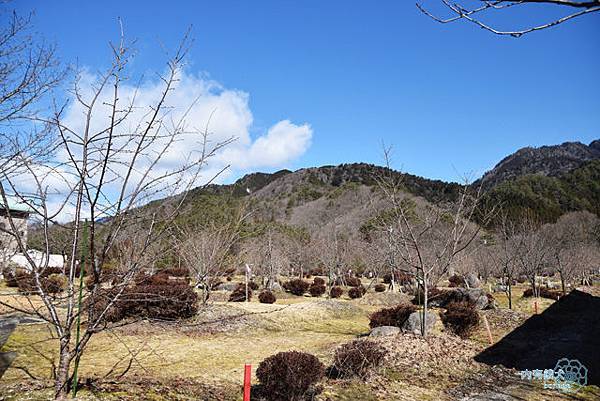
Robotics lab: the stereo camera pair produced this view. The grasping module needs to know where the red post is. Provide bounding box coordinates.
[243,364,251,401]
[534,300,538,314]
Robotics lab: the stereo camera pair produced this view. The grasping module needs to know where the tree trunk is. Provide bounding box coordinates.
[507,280,512,310]
[54,338,71,399]
[421,273,428,336]
[559,270,566,296]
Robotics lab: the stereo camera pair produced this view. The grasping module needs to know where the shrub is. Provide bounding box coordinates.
[229,285,251,302]
[348,285,366,299]
[330,286,343,298]
[16,272,67,295]
[412,287,450,305]
[313,277,325,286]
[248,281,260,291]
[369,303,416,328]
[345,276,362,287]
[309,283,326,297]
[256,351,324,401]
[259,290,276,304]
[44,274,67,294]
[285,279,310,296]
[448,274,466,288]
[440,301,480,338]
[522,287,561,300]
[89,282,199,322]
[126,283,198,319]
[332,339,387,378]
[226,276,233,282]
[374,284,386,292]
[2,265,21,287]
[383,271,412,285]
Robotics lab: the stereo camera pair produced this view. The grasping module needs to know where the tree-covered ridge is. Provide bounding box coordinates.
[481,159,600,224]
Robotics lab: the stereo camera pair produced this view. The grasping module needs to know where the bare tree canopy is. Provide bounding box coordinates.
[417,1,600,37]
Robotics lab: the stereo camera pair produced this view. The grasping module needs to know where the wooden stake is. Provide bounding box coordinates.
[482,315,493,345]
[243,364,251,401]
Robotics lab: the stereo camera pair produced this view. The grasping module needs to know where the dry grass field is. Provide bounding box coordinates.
[1,281,599,401]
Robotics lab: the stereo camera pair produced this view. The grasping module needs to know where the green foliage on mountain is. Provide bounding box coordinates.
[480,160,600,225]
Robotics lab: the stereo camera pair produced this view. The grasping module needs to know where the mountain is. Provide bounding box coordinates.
[27,140,600,254]
[476,140,600,189]
[480,159,600,224]
[177,163,461,239]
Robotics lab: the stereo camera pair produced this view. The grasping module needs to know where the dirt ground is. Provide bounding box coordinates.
[1,282,599,401]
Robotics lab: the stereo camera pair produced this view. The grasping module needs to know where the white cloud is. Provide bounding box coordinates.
[61,69,312,178]
[11,69,312,222]
[217,119,312,170]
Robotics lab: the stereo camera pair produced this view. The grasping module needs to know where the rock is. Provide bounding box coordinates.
[454,288,489,310]
[369,325,401,337]
[402,311,436,335]
[465,272,481,288]
[493,285,507,293]
[216,282,239,291]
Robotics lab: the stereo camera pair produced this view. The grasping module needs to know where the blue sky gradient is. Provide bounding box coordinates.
[14,1,600,183]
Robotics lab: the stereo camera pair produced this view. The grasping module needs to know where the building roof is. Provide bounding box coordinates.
[0,197,34,214]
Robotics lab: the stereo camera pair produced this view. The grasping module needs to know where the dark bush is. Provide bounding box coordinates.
[226,276,233,281]
[440,301,480,338]
[329,286,343,298]
[2,266,20,287]
[256,351,324,401]
[522,287,561,300]
[448,274,466,288]
[16,272,67,295]
[309,283,326,297]
[369,303,417,329]
[313,277,325,286]
[383,271,412,285]
[344,276,362,287]
[285,279,310,296]
[44,274,67,294]
[126,283,198,319]
[258,290,276,304]
[348,285,366,299]
[332,339,387,378]
[229,285,251,302]
[412,287,450,305]
[374,284,386,292]
[89,282,199,322]
[248,281,260,291]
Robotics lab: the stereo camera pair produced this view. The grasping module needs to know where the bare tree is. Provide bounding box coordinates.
[417,1,600,37]
[0,8,63,190]
[175,201,251,303]
[374,146,491,335]
[483,213,523,308]
[314,223,352,290]
[545,211,600,294]
[0,27,233,399]
[512,216,551,298]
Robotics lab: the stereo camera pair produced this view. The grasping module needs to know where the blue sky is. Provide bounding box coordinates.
[14,1,600,183]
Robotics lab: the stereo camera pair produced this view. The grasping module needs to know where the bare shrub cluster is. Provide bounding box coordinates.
[369,303,416,328]
[331,339,387,378]
[256,351,324,401]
